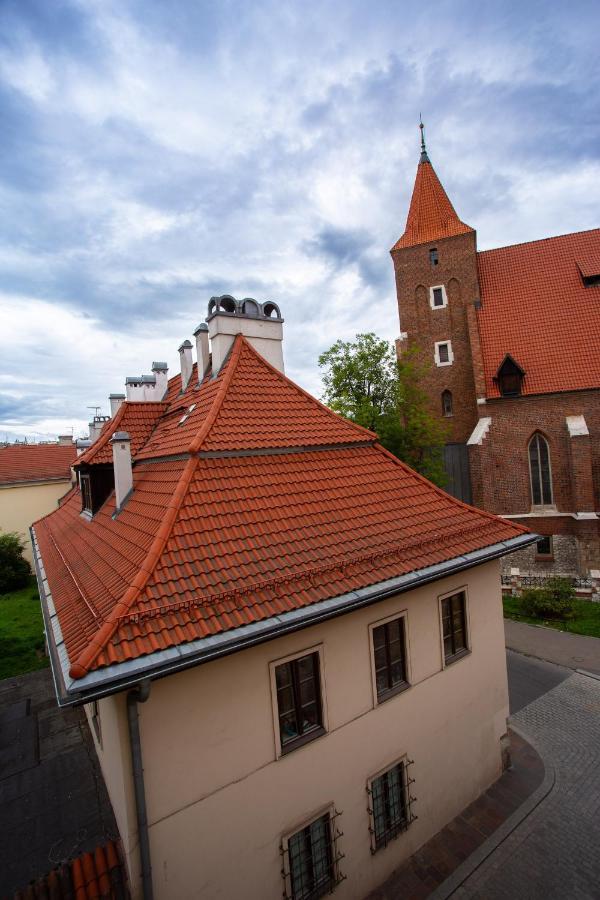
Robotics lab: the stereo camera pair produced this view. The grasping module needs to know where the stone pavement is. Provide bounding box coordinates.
[505,619,600,675]
[438,671,600,899]
[0,668,118,895]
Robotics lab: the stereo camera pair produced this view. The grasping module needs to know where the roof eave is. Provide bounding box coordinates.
[33,529,537,707]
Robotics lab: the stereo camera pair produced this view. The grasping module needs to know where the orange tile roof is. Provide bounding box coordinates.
[34,336,529,682]
[392,158,473,251]
[476,228,600,397]
[77,402,167,465]
[11,840,126,899]
[0,443,76,485]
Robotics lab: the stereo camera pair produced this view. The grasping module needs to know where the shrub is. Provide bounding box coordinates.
[520,577,575,620]
[0,532,32,594]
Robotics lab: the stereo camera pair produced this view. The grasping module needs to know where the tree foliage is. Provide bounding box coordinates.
[319,333,448,485]
[0,531,32,594]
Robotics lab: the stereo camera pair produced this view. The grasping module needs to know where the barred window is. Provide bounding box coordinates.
[529,434,553,506]
[372,617,408,702]
[441,592,468,663]
[281,810,345,900]
[275,652,324,753]
[367,760,416,852]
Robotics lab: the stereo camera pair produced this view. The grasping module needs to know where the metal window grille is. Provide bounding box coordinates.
[367,759,417,853]
[373,618,408,701]
[281,810,346,900]
[442,592,467,661]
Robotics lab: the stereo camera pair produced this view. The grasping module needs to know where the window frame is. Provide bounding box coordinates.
[429,248,439,267]
[270,645,328,758]
[280,805,345,900]
[368,610,411,706]
[366,755,416,853]
[535,535,553,559]
[429,284,448,309]
[434,340,453,367]
[528,433,554,508]
[438,588,470,667]
[80,472,93,514]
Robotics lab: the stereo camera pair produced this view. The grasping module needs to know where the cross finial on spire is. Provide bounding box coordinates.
[419,114,430,163]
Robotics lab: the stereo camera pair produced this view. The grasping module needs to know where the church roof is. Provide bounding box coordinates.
[33,335,530,692]
[476,228,600,397]
[391,154,474,251]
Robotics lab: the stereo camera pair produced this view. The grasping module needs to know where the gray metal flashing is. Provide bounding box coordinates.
[36,530,537,707]
[197,440,375,459]
[133,452,191,466]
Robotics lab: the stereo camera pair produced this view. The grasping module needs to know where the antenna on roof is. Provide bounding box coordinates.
[419,114,430,163]
[87,406,101,417]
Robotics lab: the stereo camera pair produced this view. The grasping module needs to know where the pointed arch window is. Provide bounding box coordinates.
[529,434,553,506]
[442,390,453,417]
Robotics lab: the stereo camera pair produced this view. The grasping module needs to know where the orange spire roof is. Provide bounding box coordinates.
[392,127,473,251]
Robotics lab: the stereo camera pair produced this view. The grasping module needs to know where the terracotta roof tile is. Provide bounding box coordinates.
[77,403,166,465]
[34,335,528,680]
[10,840,126,899]
[0,444,76,485]
[476,228,600,397]
[392,159,473,251]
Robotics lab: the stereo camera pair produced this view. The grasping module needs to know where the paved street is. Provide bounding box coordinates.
[505,619,600,676]
[449,669,600,899]
[506,649,571,714]
[0,669,118,895]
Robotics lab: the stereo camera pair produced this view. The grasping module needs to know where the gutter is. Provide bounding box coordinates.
[127,680,153,900]
[32,527,538,707]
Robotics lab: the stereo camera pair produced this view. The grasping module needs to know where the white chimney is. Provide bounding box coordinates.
[178,340,193,391]
[57,435,73,446]
[193,324,210,383]
[152,362,169,398]
[206,295,284,375]
[109,393,126,416]
[111,431,133,510]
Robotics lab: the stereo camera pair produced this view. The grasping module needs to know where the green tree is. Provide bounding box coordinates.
[0,531,32,594]
[319,333,448,485]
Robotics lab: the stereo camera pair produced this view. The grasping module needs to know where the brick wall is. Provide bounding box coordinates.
[391,232,480,444]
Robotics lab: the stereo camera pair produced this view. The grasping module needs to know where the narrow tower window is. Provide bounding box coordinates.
[528,434,553,506]
[429,248,438,266]
[442,390,453,417]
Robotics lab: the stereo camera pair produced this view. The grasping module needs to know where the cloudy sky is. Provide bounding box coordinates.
[1,0,599,440]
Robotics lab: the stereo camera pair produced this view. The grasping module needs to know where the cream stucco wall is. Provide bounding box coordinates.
[0,480,72,564]
[89,559,509,900]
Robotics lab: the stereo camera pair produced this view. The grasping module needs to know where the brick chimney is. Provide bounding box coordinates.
[110,431,133,511]
[193,324,210,384]
[178,340,193,391]
[206,295,284,374]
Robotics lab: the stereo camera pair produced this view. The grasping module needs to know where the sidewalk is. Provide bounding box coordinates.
[504,619,600,675]
[366,729,545,900]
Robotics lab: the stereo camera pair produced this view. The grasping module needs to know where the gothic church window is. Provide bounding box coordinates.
[442,390,453,417]
[529,434,553,506]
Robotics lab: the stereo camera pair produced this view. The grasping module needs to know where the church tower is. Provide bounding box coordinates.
[391,124,481,498]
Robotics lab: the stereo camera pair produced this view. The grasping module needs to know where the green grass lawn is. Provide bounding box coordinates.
[503,594,600,639]
[0,577,49,680]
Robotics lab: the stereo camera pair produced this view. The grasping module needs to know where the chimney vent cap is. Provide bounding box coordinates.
[111,431,131,443]
[151,361,168,371]
[193,322,209,335]
[76,439,92,449]
[178,340,193,352]
[141,374,156,384]
[109,393,126,400]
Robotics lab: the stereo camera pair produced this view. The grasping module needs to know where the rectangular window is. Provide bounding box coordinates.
[275,652,324,753]
[372,617,408,702]
[368,760,416,852]
[429,248,439,266]
[441,592,468,663]
[536,535,553,557]
[282,810,345,900]
[432,286,444,306]
[438,343,449,363]
[80,473,93,513]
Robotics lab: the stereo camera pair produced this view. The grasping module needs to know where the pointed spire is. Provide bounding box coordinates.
[391,122,474,251]
[419,114,430,163]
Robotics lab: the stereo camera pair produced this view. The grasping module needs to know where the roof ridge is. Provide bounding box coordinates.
[477,225,600,257]
[188,335,245,453]
[69,454,200,679]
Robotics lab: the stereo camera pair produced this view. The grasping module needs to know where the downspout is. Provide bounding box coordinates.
[127,679,154,900]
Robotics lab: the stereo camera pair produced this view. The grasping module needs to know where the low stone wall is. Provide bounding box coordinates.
[501,568,600,603]
[501,535,579,577]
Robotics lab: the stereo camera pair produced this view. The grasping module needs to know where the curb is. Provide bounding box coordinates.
[577,668,600,682]
[428,725,556,900]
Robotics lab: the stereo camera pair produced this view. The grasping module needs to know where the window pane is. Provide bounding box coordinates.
[373,623,386,650]
[433,287,443,305]
[276,662,292,690]
[538,437,552,504]
[280,712,299,744]
[289,815,332,900]
[390,660,405,685]
[529,437,542,505]
[438,344,449,362]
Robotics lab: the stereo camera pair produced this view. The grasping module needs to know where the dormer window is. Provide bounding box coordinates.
[429,248,438,266]
[495,355,525,397]
[78,464,115,516]
[429,285,448,309]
